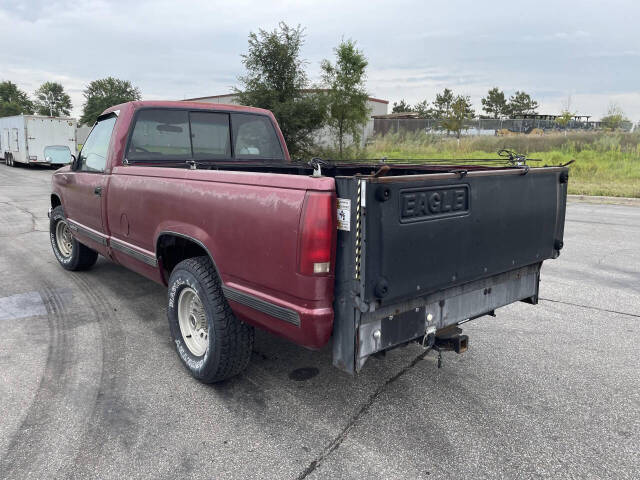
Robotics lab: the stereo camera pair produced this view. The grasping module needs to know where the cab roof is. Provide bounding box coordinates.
[102,100,273,117]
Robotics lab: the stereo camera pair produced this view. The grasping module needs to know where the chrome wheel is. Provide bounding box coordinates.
[177,287,209,356]
[55,220,73,258]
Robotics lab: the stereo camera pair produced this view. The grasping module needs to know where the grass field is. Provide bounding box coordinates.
[349,131,640,198]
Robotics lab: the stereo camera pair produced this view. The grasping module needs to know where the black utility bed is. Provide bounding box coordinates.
[331,164,568,373]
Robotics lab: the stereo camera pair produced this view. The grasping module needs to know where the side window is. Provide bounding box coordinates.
[190,112,231,159]
[231,114,284,160]
[78,115,117,172]
[127,110,191,161]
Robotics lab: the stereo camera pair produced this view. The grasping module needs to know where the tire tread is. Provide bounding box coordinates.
[171,256,254,383]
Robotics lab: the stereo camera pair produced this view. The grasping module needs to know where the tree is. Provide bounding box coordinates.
[34,81,72,117]
[600,103,628,130]
[391,99,413,113]
[413,99,433,118]
[556,109,575,135]
[235,22,326,156]
[506,91,538,117]
[601,104,624,129]
[481,87,507,118]
[440,95,475,138]
[0,81,34,116]
[321,39,369,158]
[80,77,141,125]
[432,88,455,118]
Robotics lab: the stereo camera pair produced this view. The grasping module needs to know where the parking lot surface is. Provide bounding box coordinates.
[1,164,638,480]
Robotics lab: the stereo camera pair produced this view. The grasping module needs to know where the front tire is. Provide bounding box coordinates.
[49,205,99,271]
[167,256,254,383]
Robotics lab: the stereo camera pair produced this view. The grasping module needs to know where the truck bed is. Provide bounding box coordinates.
[126,158,568,374]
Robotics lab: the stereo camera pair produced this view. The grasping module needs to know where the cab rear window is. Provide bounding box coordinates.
[191,112,231,159]
[126,108,283,163]
[232,114,284,160]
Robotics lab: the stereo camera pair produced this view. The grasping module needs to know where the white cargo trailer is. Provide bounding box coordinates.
[0,115,77,167]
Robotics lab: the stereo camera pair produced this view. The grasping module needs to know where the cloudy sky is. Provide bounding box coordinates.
[1,0,638,121]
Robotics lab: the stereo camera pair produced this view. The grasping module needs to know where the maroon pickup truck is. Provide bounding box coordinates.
[49,101,568,382]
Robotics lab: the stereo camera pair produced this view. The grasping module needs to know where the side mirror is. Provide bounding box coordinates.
[70,154,78,170]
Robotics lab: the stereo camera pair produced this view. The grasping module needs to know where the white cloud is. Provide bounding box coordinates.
[0,0,638,122]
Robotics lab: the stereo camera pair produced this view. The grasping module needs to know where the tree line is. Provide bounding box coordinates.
[388,88,542,138]
[392,87,632,135]
[392,88,539,119]
[0,80,73,118]
[0,78,141,126]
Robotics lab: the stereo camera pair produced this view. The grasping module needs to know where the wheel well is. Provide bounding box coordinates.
[156,234,212,278]
[51,194,61,209]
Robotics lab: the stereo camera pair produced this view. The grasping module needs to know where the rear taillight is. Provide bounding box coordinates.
[298,192,336,275]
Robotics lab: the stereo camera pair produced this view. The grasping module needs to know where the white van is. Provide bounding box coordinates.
[0,115,77,167]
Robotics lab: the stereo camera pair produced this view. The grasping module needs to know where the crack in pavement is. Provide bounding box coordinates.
[540,297,640,318]
[295,293,639,479]
[295,349,431,480]
[0,200,48,236]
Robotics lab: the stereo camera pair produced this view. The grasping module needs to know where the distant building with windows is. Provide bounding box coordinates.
[183,90,389,148]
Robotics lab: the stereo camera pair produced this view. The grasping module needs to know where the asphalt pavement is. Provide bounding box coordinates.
[0,163,638,480]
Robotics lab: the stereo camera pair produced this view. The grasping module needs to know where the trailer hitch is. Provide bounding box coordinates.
[431,327,469,368]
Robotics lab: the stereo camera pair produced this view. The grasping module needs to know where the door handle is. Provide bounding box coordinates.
[94,186,102,196]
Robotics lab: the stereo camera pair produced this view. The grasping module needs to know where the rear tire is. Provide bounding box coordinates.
[167,256,254,383]
[49,205,99,271]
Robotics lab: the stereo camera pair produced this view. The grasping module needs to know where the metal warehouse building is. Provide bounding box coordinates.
[183,90,389,148]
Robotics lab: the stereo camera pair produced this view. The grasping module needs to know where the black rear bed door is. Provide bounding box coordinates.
[331,166,568,373]
[362,167,568,305]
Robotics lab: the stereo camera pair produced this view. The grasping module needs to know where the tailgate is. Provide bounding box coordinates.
[332,166,568,373]
[363,167,567,305]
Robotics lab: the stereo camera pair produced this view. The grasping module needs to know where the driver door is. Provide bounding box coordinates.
[63,114,117,255]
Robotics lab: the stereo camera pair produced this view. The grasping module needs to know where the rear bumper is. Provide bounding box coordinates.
[338,264,541,373]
